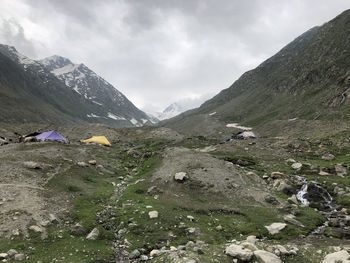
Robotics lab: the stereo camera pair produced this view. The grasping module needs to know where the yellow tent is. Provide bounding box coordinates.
[81,136,112,147]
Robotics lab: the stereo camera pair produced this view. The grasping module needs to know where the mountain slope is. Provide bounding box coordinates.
[0,45,152,127]
[39,55,153,127]
[163,9,350,133]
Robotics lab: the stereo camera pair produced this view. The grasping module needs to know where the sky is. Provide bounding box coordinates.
[0,0,349,113]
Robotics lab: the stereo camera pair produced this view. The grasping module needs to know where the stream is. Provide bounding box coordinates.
[294,175,339,235]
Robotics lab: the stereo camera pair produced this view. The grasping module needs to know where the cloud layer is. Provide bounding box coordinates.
[0,0,349,111]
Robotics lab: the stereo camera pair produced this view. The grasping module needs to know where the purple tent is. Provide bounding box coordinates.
[35,130,67,142]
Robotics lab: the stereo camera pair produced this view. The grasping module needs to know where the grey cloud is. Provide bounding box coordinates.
[0,1,349,112]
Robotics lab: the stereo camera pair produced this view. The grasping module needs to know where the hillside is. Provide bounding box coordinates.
[163,9,350,134]
[0,45,153,128]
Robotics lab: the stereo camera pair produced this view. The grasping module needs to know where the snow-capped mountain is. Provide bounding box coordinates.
[39,55,153,127]
[153,103,185,120]
[0,44,153,128]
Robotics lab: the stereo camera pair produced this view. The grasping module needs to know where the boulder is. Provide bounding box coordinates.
[149,211,159,219]
[23,161,41,169]
[225,244,253,261]
[86,227,99,240]
[286,158,296,164]
[49,213,60,224]
[174,172,188,181]
[264,223,287,235]
[254,250,282,263]
[322,250,350,263]
[287,195,299,205]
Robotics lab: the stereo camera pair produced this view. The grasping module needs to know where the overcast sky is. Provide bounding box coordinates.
[0,1,349,112]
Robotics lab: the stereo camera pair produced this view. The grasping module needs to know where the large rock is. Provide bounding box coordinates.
[70,223,87,236]
[150,249,161,257]
[335,164,347,176]
[283,214,304,227]
[265,223,287,235]
[225,244,253,261]
[77,161,89,167]
[322,250,350,263]
[86,228,99,240]
[174,172,188,181]
[29,225,43,233]
[0,253,8,260]
[254,250,282,263]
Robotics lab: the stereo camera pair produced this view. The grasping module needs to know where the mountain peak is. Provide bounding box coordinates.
[39,55,74,71]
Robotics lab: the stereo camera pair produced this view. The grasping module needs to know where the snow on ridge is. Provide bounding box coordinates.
[141,118,148,124]
[52,64,80,76]
[92,101,103,106]
[130,118,138,125]
[87,113,100,118]
[107,112,126,120]
[226,123,252,130]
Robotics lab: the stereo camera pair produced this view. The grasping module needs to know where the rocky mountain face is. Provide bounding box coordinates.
[163,9,350,133]
[0,45,153,127]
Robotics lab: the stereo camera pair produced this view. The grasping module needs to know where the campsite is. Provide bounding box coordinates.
[0,2,350,263]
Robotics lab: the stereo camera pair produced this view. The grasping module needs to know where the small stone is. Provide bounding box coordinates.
[176,245,185,251]
[140,255,149,261]
[187,215,195,221]
[186,241,195,247]
[270,172,286,179]
[29,225,43,233]
[88,160,97,165]
[150,249,161,257]
[335,164,347,176]
[0,253,8,260]
[264,223,287,235]
[291,163,303,170]
[149,211,158,219]
[14,253,25,261]
[283,214,305,228]
[241,241,258,251]
[254,250,282,263]
[7,249,18,257]
[70,223,86,236]
[86,227,99,240]
[23,161,41,169]
[321,154,335,161]
[246,235,257,244]
[216,225,223,231]
[49,213,59,224]
[174,172,188,181]
[170,246,177,251]
[225,244,253,261]
[77,161,89,167]
[129,249,141,259]
[147,186,162,195]
[286,158,296,164]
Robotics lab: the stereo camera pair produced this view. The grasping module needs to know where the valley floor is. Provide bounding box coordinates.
[0,122,350,262]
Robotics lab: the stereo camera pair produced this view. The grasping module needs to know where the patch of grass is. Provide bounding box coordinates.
[337,196,350,209]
